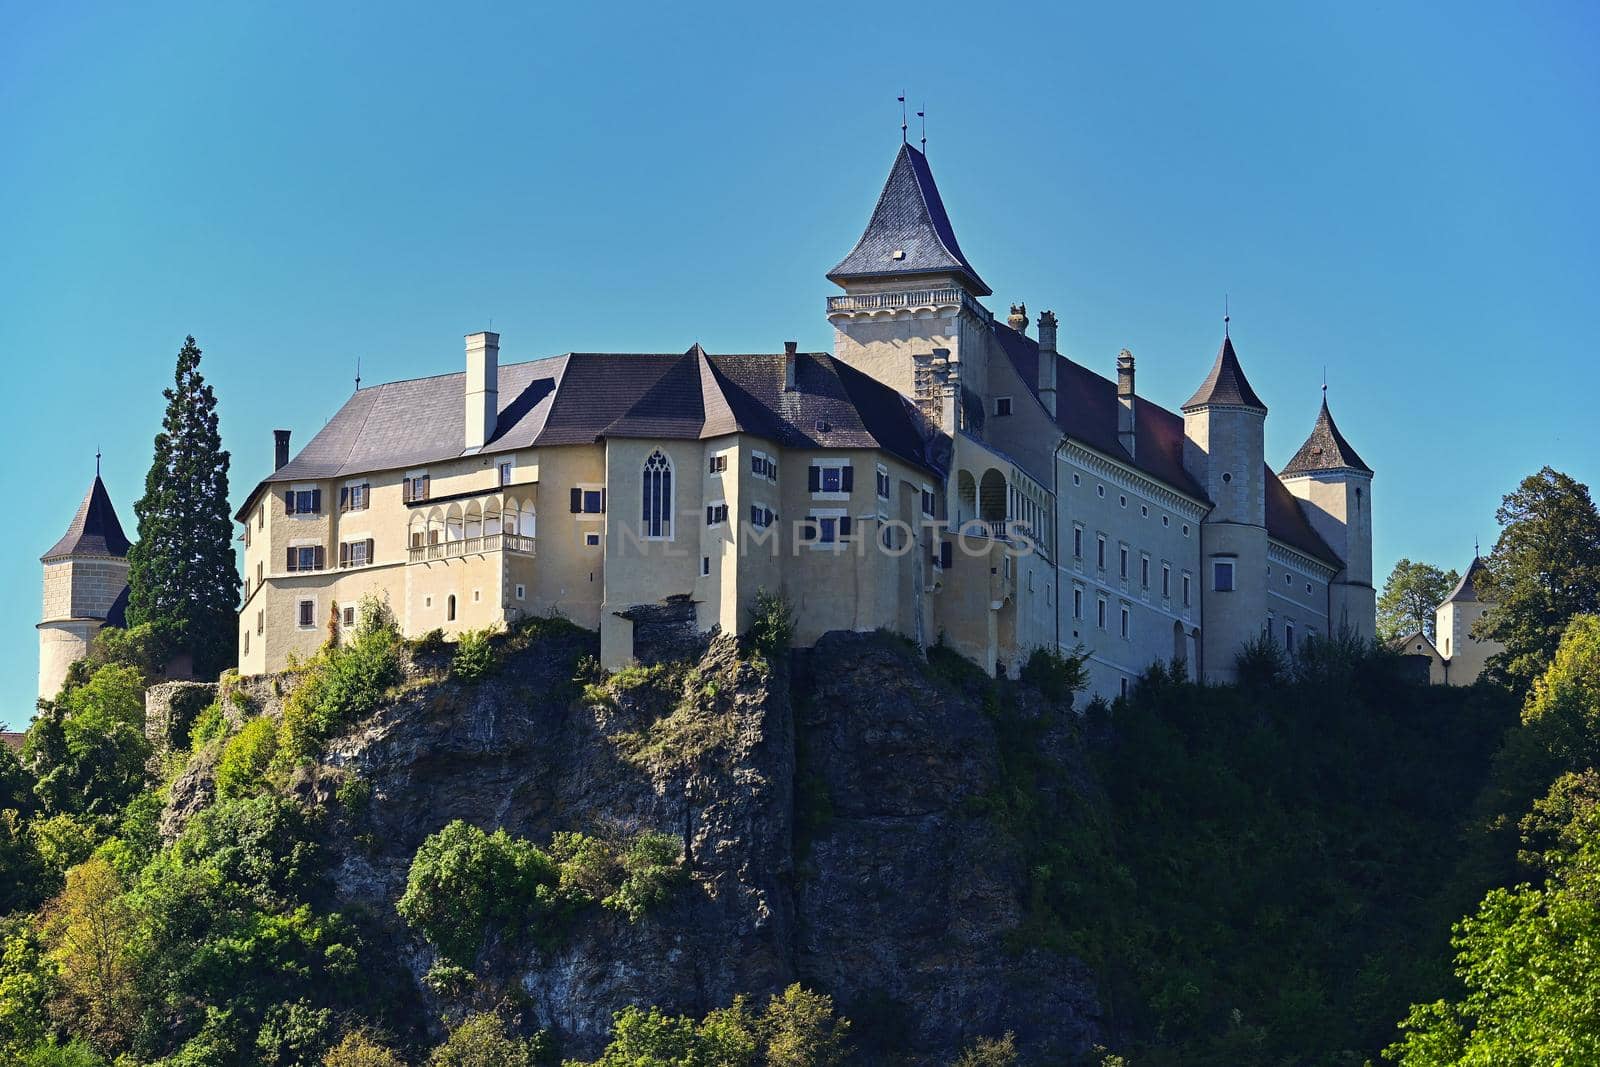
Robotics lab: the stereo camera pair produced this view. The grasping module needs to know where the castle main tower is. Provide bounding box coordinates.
[1182,333,1270,683]
[39,473,131,701]
[1280,394,1375,639]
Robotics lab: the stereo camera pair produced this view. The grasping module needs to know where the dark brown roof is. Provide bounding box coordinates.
[827,143,991,296]
[1281,397,1372,476]
[1443,556,1489,604]
[994,321,1343,568]
[240,348,945,519]
[0,733,23,754]
[1182,335,1267,412]
[43,476,131,561]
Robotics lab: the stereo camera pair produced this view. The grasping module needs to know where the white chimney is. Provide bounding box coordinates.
[465,331,499,450]
[1037,311,1058,418]
[1117,348,1136,459]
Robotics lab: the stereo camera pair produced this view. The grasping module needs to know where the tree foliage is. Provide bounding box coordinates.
[573,984,849,1067]
[24,665,151,819]
[125,335,240,679]
[1477,467,1600,689]
[1377,558,1460,640]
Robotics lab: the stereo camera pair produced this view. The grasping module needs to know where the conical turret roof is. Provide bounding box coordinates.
[827,143,990,296]
[42,475,131,561]
[1182,334,1267,412]
[1282,396,1372,476]
[1443,556,1489,604]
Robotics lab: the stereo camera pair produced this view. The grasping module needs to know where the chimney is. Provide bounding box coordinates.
[1037,311,1058,419]
[783,340,798,391]
[464,331,500,450]
[1007,303,1028,334]
[273,429,291,471]
[1116,348,1136,459]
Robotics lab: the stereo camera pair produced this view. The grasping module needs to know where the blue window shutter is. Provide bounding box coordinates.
[284,490,295,514]
[841,466,854,492]
[571,488,582,513]
[808,466,820,492]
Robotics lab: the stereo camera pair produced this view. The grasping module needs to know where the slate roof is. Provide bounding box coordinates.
[1281,397,1372,476]
[239,348,944,519]
[827,143,991,296]
[993,322,1342,568]
[1443,556,1489,604]
[43,476,132,561]
[1182,335,1267,412]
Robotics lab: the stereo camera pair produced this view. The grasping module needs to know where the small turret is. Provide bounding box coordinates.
[39,472,132,700]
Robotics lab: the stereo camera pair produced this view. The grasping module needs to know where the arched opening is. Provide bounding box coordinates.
[642,450,673,539]
[445,503,464,542]
[447,595,457,622]
[500,496,518,535]
[520,503,536,538]
[484,498,502,536]
[426,508,445,545]
[464,501,483,541]
[979,469,1008,534]
[409,513,427,549]
[1173,620,1186,666]
[957,470,977,525]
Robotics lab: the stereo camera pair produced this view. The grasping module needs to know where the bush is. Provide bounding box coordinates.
[604,832,685,922]
[17,1040,108,1067]
[255,1000,334,1066]
[450,629,497,683]
[429,1011,545,1067]
[1019,646,1088,705]
[746,590,794,658]
[188,701,230,749]
[954,1032,1018,1066]
[280,626,402,763]
[397,821,560,964]
[412,629,447,656]
[215,717,280,799]
[323,1030,407,1067]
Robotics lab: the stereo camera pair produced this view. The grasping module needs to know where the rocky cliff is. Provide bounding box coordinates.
[163,627,1099,1063]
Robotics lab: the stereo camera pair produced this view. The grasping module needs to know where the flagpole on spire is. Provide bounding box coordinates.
[1224,294,1230,338]
[898,92,907,143]
[918,102,926,153]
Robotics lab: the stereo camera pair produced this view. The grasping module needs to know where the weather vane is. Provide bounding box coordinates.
[898,92,907,143]
[1224,294,1230,337]
[355,356,362,392]
[918,102,926,152]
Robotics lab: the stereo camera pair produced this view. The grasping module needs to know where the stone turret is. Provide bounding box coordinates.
[1182,333,1269,683]
[39,473,132,700]
[1280,393,1376,639]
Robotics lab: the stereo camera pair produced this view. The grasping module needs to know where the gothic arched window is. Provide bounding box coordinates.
[642,450,673,539]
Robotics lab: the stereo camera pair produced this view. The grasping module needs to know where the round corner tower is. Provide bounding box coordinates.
[39,474,132,701]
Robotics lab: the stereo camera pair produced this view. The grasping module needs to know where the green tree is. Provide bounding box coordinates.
[322,1030,407,1067]
[1477,467,1600,688]
[397,821,560,965]
[125,335,241,679]
[429,1012,543,1067]
[1377,559,1460,640]
[24,665,151,818]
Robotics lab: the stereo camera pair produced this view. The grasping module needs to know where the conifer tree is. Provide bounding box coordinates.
[125,336,241,677]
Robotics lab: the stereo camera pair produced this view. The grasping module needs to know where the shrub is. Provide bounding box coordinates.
[412,629,447,656]
[255,1000,334,1066]
[1020,646,1088,705]
[428,1011,546,1067]
[397,821,561,964]
[746,590,794,658]
[215,717,281,799]
[450,629,497,683]
[335,775,372,821]
[1234,633,1290,689]
[188,701,230,749]
[322,1030,407,1067]
[280,627,402,763]
[954,1032,1018,1067]
[759,984,850,1067]
[604,832,685,922]
[17,1040,108,1067]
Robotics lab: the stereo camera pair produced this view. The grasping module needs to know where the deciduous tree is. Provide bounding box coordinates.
[1377,559,1459,640]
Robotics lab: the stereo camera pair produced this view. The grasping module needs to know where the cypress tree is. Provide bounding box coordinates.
[125,336,241,677]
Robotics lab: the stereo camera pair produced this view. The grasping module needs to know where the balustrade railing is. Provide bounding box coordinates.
[406,531,536,564]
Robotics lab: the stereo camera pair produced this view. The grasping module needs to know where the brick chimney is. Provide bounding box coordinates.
[1037,311,1058,419]
[465,331,500,450]
[1007,303,1028,334]
[1116,348,1136,459]
[273,429,291,471]
[783,340,798,391]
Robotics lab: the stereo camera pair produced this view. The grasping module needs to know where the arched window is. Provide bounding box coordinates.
[447,595,457,622]
[642,450,673,539]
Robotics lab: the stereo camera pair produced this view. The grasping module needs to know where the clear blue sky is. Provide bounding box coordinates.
[3,2,1596,727]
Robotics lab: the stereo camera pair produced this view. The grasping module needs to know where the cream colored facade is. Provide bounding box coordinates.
[1432,558,1503,686]
[39,477,132,701]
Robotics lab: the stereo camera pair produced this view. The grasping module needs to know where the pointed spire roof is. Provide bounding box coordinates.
[827,143,991,296]
[1282,396,1372,476]
[1182,334,1267,413]
[1443,556,1490,605]
[42,475,131,562]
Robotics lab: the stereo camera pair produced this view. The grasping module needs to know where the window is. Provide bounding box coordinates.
[447,595,457,622]
[1183,573,1192,607]
[1097,596,1107,629]
[1182,523,1190,537]
[257,506,265,529]
[285,488,321,515]
[705,502,728,526]
[1162,515,1169,527]
[340,483,370,512]
[515,584,526,600]
[256,609,264,636]
[499,462,513,487]
[1072,473,1081,486]
[641,451,673,539]
[701,556,711,577]
[243,630,249,655]
[921,487,936,516]
[1306,582,1312,595]
[403,475,430,503]
[297,599,315,628]
[809,462,853,495]
[1097,534,1107,570]
[1285,572,1293,586]
[244,522,251,548]
[1162,563,1171,598]
[994,396,1013,416]
[286,545,324,572]
[570,487,606,514]
[803,512,852,545]
[1214,560,1235,591]
[1097,485,1105,498]
[1120,677,1129,699]
[343,605,356,628]
[1120,606,1130,639]
[338,539,374,568]
[1119,494,1127,508]
[749,504,775,529]
[1286,622,1296,649]
[1119,545,1128,579]
[1222,472,1233,484]
[708,454,727,474]
[750,451,777,481]
[1073,587,1083,620]
[1141,555,1150,589]
[585,531,601,547]
[876,465,891,499]
[1073,526,1083,558]
[1141,505,1148,517]
[256,561,263,585]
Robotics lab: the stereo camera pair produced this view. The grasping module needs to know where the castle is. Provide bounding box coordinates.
[1393,555,1504,685]
[38,471,132,700]
[225,139,1375,699]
